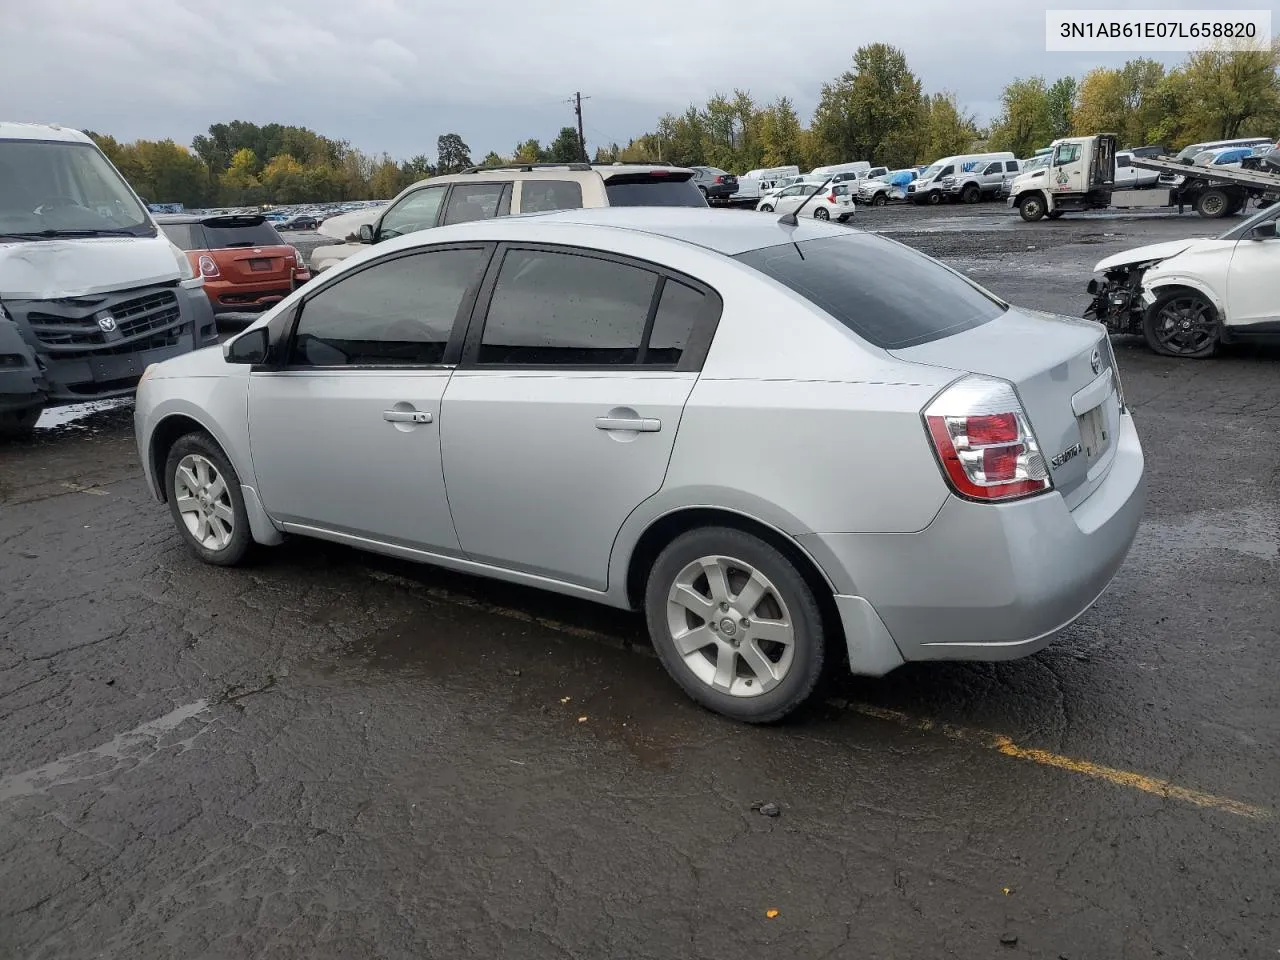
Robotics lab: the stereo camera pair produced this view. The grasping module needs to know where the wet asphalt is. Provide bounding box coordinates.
[2,203,1277,959]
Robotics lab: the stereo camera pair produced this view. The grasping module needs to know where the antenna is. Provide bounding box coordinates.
[778,177,832,226]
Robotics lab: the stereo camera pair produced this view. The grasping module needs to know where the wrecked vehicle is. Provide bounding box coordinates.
[0,123,217,438]
[1085,200,1280,358]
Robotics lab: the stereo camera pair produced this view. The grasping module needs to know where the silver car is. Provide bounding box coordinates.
[134,208,1145,723]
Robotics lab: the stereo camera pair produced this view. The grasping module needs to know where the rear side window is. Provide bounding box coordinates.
[200,218,283,248]
[1117,155,1132,167]
[520,180,583,213]
[442,183,510,225]
[734,234,1005,350]
[1005,161,1019,172]
[478,249,656,365]
[604,175,706,207]
[160,223,202,250]
[289,247,488,366]
[646,279,704,365]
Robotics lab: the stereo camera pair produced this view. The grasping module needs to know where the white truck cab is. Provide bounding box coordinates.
[1007,135,1118,220]
[0,123,216,437]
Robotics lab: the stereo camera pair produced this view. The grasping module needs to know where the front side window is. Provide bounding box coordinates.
[159,222,202,250]
[377,185,446,241]
[478,249,658,366]
[290,247,488,366]
[983,163,1002,175]
[442,183,510,225]
[520,180,583,213]
[1055,143,1081,164]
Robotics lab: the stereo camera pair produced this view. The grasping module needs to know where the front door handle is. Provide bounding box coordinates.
[595,416,660,433]
[383,409,432,424]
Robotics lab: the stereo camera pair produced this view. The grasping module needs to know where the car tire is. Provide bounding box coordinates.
[961,184,980,204]
[1195,188,1230,218]
[1018,193,1047,221]
[0,405,41,441]
[871,193,887,206]
[644,527,828,724]
[813,207,830,220]
[759,203,774,213]
[1143,290,1220,359]
[164,431,254,566]
[926,190,942,205]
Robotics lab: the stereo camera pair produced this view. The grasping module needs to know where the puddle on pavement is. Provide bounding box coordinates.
[1134,506,1279,560]
[0,699,213,802]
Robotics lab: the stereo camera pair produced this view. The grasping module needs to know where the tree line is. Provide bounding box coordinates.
[88,40,1277,208]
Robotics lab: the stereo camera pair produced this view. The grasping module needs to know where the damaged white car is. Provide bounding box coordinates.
[1085,202,1280,358]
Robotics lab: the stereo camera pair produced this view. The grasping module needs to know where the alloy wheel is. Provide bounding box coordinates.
[1153,296,1216,356]
[174,454,235,551]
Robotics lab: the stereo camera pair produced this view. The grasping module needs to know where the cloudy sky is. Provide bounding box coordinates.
[3,0,1264,161]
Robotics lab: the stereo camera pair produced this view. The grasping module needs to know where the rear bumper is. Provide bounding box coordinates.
[204,275,307,313]
[801,411,1145,666]
[704,185,738,198]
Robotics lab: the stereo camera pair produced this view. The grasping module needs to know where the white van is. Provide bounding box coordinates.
[910,152,1016,204]
[809,161,871,180]
[735,165,801,201]
[0,123,216,438]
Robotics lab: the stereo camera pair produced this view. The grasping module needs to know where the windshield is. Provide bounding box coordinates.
[735,233,1005,349]
[0,139,153,237]
[604,175,706,207]
[920,163,945,180]
[1217,200,1279,241]
[1022,156,1049,172]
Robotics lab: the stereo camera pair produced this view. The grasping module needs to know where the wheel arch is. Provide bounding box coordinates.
[1143,276,1226,320]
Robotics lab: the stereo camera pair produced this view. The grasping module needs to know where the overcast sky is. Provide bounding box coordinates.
[3,0,1266,161]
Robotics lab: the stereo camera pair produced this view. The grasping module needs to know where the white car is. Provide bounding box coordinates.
[1085,201,1280,357]
[756,181,855,222]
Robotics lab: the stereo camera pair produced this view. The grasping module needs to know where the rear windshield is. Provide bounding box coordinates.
[734,234,1006,349]
[199,217,284,248]
[605,175,707,207]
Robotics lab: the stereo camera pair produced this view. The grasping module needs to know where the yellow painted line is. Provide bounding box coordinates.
[845,702,1272,821]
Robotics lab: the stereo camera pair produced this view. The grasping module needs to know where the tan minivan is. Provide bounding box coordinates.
[309,162,706,272]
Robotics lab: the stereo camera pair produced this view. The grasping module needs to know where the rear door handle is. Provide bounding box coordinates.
[383,409,432,424]
[595,416,661,433]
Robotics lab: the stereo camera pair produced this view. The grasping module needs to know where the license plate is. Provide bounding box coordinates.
[249,259,272,272]
[1078,404,1110,460]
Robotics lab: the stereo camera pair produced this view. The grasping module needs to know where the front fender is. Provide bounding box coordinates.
[1141,273,1226,316]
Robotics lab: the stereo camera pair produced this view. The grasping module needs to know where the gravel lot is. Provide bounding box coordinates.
[2,201,1277,960]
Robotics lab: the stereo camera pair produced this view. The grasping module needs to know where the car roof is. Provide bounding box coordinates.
[0,122,94,144]
[429,206,852,256]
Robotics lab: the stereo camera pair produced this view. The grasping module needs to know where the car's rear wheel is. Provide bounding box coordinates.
[1143,290,1220,359]
[813,207,829,220]
[961,184,980,204]
[644,527,827,723]
[164,432,254,566]
[1195,188,1230,218]
[0,406,41,441]
[759,203,774,213]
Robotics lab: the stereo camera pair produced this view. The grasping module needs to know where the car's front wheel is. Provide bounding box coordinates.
[1143,290,1220,358]
[644,527,827,723]
[759,203,774,213]
[164,432,254,566]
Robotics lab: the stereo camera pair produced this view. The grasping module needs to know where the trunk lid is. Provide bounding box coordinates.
[891,309,1121,509]
[209,244,297,283]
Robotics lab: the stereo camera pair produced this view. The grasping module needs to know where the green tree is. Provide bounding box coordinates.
[369,156,405,199]
[1046,76,1077,139]
[1180,41,1280,140]
[811,44,924,167]
[513,139,546,163]
[920,92,979,161]
[547,126,584,162]
[479,151,505,167]
[261,153,307,203]
[219,147,263,204]
[756,97,804,167]
[1072,67,1128,138]
[436,133,472,174]
[987,76,1052,157]
[593,143,621,163]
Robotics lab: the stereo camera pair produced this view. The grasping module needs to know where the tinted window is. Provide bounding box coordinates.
[159,222,203,250]
[442,183,508,225]
[478,249,657,365]
[290,247,487,366]
[1005,161,1019,171]
[734,234,1005,350]
[604,175,707,207]
[200,218,283,248]
[520,180,583,213]
[1117,155,1132,167]
[378,185,446,240]
[939,166,954,177]
[646,279,704,365]
[983,163,1001,175]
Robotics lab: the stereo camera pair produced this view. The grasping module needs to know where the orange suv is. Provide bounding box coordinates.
[156,214,310,315]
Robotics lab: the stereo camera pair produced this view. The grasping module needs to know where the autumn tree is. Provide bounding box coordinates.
[1072,68,1128,138]
[219,148,263,204]
[919,92,979,161]
[811,44,924,167]
[1046,77,1076,139]
[987,77,1052,157]
[1180,41,1280,139]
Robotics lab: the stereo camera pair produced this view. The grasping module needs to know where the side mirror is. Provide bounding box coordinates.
[1250,221,1277,241]
[223,326,269,365]
[358,222,375,244]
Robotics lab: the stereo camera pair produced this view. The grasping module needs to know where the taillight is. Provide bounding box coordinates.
[828,193,837,203]
[1101,335,1126,411]
[197,254,219,278]
[923,376,1051,502]
[714,175,723,184]
[290,246,307,271]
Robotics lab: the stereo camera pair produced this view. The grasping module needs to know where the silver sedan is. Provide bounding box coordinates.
[135,207,1145,722]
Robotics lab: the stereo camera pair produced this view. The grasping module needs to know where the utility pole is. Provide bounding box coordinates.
[573,92,589,162]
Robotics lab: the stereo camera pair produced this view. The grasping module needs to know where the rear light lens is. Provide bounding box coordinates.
[1100,335,1126,411]
[924,376,1052,502]
[197,254,219,278]
[828,193,837,203]
[290,247,308,271]
[714,175,723,184]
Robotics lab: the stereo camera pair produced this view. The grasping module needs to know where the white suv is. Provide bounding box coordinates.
[310,162,706,272]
